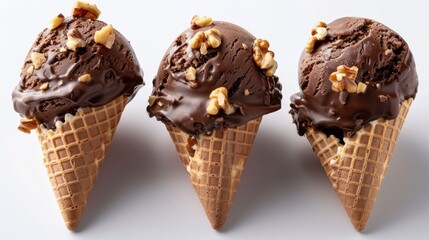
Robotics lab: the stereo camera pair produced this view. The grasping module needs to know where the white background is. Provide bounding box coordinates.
[1,0,428,239]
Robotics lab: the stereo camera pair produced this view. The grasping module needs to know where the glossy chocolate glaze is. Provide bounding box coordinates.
[147,21,282,136]
[12,17,144,129]
[290,17,418,138]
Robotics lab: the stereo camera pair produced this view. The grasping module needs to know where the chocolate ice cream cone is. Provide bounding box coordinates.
[166,117,262,229]
[12,1,143,230]
[147,15,282,229]
[290,17,418,231]
[305,99,412,231]
[36,96,127,230]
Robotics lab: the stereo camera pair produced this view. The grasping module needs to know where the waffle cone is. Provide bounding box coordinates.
[166,117,262,229]
[35,96,127,230]
[305,98,412,231]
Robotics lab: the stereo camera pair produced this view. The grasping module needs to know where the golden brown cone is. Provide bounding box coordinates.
[166,117,262,229]
[35,96,127,231]
[305,99,412,231]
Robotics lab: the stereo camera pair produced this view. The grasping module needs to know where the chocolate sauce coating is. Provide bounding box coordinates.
[290,17,418,138]
[12,17,144,129]
[147,21,282,136]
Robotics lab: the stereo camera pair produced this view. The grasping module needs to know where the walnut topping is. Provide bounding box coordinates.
[39,82,49,91]
[305,21,328,53]
[385,49,393,55]
[26,65,34,74]
[59,47,67,53]
[72,0,101,19]
[157,101,164,107]
[66,29,86,51]
[190,28,221,55]
[328,65,359,93]
[94,25,115,49]
[242,43,248,50]
[148,95,156,106]
[356,82,367,94]
[253,39,278,76]
[244,89,250,96]
[185,67,197,81]
[207,87,235,115]
[191,15,213,29]
[185,67,198,88]
[78,74,91,82]
[18,117,38,134]
[49,14,64,30]
[30,52,46,70]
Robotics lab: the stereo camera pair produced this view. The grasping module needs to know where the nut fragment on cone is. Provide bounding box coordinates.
[36,96,127,230]
[305,98,412,231]
[166,117,262,229]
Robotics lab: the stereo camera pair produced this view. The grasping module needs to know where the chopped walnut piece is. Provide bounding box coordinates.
[26,65,34,74]
[244,89,250,96]
[66,29,86,51]
[72,0,101,19]
[253,39,278,76]
[305,21,328,53]
[242,43,248,50]
[59,47,68,53]
[78,74,91,82]
[30,52,46,70]
[185,67,198,88]
[185,67,197,81]
[190,28,221,55]
[39,82,49,91]
[18,117,38,134]
[49,14,64,30]
[148,95,156,106]
[206,29,221,48]
[191,15,213,29]
[385,49,393,55]
[157,101,164,107]
[94,25,115,49]
[18,125,31,134]
[328,65,359,93]
[356,82,367,94]
[207,87,235,115]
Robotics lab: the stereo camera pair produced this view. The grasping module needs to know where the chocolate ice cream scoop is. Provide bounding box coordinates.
[290,17,418,138]
[12,3,144,130]
[147,17,282,136]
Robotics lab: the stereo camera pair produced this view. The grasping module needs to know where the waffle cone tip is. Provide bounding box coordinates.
[353,221,365,232]
[208,215,226,230]
[62,207,84,231]
[65,221,80,231]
